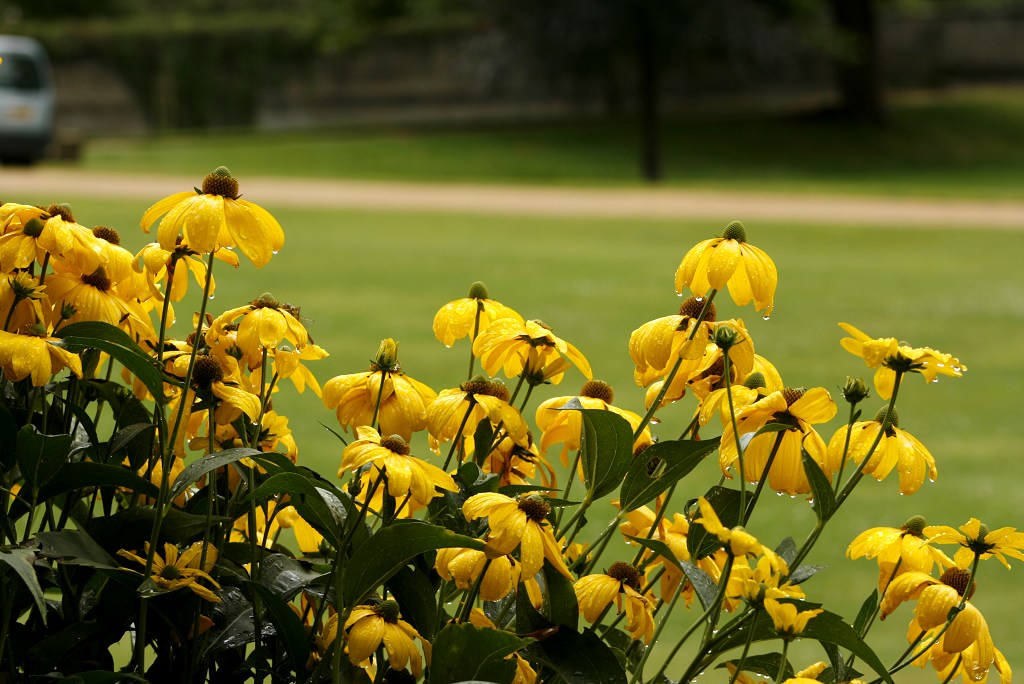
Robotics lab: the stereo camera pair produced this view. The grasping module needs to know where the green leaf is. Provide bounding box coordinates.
[471,418,495,465]
[619,437,720,512]
[430,622,531,684]
[540,559,579,629]
[853,589,878,635]
[386,564,440,639]
[0,547,47,623]
[36,461,160,502]
[202,587,259,657]
[17,425,72,487]
[799,609,893,684]
[686,486,742,560]
[789,564,827,585]
[527,625,627,684]
[625,535,678,569]
[55,321,168,402]
[242,471,350,548]
[36,528,118,569]
[247,581,311,681]
[801,448,836,522]
[170,447,263,500]
[259,553,324,600]
[679,560,718,611]
[775,537,797,565]
[342,520,485,606]
[719,652,794,680]
[106,423,156,462]
[52,672,150,683]
[560,403,634,500]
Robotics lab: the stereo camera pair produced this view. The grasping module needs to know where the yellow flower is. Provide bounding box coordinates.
[479,435,556,489]
[574,562,655,642]
[473,315,591,385]
[322,339,436,440]
[45,266,155,342]
[0,203,105,274]
[675,221,778,316]
[432,281,520,347]
[141,166,284,268]
[340,426,458,507]
[265,343,328,397]
[925,518,1024,570]
[880,567,990,655]
[426,377,529,451]
[274,505,324,555]
[462,492,571,579]
[764,597,823,637]
[628,296,716,389]
[697,357,783,427]
[719,387,838,496]
[693,496,765,558]
[827,406,936,495]
[117,542,221,603]
[0,272,49,333]
[928,640,1010,684]
[339,600,427,676]
[468,611,538,684]
[847,516,952,594]
[838,322,966,400]
[0,325,82,386]
[434,547,520,601]
[535,380,651,467]
[733,554,804,606]
[207,292,309,367]
[134,238,239,303]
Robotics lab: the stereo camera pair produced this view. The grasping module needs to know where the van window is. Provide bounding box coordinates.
[0,54,43,91]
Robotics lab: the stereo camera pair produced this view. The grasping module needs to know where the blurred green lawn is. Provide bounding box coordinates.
[22,191,1021,680]
[70,89,1024,200]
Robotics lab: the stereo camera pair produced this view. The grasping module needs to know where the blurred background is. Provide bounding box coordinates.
[2,0,1023,679]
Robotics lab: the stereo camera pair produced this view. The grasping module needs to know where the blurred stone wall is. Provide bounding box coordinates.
[52,5,1024,136]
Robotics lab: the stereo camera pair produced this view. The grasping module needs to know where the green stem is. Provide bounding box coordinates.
[456,559,492,622]
[741,431,785,526]
[369,371,388,431]
[628,574,685,684]
[728,606,761,684]
[775,640,790,684]
[467,302,483,382]
[631,484,677,569]
[721,349,747,518]
[700,553,736,646]
[833,400,862,495]
[442,397,477,472]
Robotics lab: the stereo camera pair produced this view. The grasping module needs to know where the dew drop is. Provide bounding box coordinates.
[695,296,703,302]
[208,295,215,300]
[677,292,684,297]
[762,314,771,321]
[272,250,279,255]
[444,344,452,349]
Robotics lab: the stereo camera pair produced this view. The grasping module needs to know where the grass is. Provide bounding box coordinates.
[24,190,1023,679]
[68,89,1024,200]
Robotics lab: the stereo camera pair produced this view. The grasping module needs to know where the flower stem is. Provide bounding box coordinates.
[741,431,785,526]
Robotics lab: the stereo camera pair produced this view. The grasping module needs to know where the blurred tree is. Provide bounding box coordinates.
[483,0,706,183]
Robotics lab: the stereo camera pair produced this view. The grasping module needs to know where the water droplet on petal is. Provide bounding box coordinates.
[208,295,215,300]
[762,314,771,321]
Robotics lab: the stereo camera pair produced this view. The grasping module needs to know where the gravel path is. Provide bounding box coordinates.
[3,167,1022,229]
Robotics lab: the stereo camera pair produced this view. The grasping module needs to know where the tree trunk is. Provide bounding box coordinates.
[829,0,886,123]
[635,2,662,182]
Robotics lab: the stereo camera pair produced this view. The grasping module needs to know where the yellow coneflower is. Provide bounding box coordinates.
[574,562,655,642]
[473,315,591,385]
[339,426,457,507]
[676,220,778,316]
[432,281,519,347]
[847,516,952,594]
[434,547,520,601]
[0,324,82,386]
[141,166,284,268]
[334,600,427,676]
[925,518,1024,570]
[764,597,823,638]
[462,493,571,579]
[207,292,309,366]
[117,542,221,603]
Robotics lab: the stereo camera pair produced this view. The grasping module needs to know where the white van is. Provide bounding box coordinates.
[0,35,55,165]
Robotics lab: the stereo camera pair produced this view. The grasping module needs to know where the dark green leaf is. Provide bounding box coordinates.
[527,625,627,684]
[170,447,262,500]
[247,581,311,680]
[430,622,530,684]
[386,564,439,639]
[775,537,797,566]
[242,471,349,548]
[260,553,324,600]
[471,418,495,465]
[686,486,742,560]
[821,640,845,684]
[620,437,720,512]
[540,559,579,629]
[625,535,678,569]
[802,448,836,522]
[342,520,485,606]
[800,609,893,684]
[680,561,718,611]
[55,672,150,683]
[789,564,827,585]
[106,423,156,462]
[55,321,168,402]
[17,425,72,487]
[853,589,878,635]
[557,402,634,500]
[36,461,159,502]
[37,528,118,569]
[0,547,46,623]
[719,652,794,680]
[202,587,258,657]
